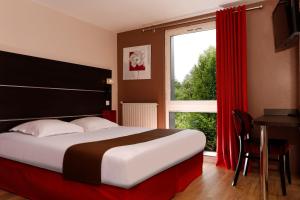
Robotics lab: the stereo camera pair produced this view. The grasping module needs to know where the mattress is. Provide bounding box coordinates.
[0,127,206,188]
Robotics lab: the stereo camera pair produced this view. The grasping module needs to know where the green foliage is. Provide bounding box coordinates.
[175,46,216,101]
[174,46,217,151]
[175,113,216,151]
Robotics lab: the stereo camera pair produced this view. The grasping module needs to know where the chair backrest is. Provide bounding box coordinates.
[232,109,254,141]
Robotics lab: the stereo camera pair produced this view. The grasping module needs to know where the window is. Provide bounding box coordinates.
[165,23,217,153]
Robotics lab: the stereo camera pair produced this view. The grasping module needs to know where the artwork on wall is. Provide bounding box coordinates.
[123,45,151,80]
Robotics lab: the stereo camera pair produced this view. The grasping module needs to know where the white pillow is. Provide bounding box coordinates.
[71,117,118,132]
[10,119,84,137]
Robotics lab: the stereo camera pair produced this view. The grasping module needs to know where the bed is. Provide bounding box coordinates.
[0,50,206,200]
[0,127,205,199]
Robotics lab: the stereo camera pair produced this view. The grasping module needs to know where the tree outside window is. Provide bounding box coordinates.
[172,46,216,151]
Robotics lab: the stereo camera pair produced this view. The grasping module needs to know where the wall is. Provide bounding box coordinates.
[118,1,299,126]
[118,0,300,173]
[117,30,166,127]
[0,0,117,110]
[247,1,300,172]
[247,1,299,118]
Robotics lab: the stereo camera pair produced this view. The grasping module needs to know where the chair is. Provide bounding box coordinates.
[231,109,291,196]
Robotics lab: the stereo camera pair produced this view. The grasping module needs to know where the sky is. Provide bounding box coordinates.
[173,29,216,83]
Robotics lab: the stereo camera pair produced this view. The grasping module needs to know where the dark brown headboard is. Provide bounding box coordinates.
[0,50,112,132]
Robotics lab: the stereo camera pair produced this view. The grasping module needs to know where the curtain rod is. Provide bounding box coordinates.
[142,5,263,32]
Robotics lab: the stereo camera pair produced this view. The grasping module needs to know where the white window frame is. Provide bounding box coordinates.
[165,22,217,129]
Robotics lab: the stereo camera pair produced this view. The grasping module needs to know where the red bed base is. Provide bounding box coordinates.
[0,152,203,200]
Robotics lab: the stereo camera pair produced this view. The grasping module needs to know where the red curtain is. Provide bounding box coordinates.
[216,6,248,170]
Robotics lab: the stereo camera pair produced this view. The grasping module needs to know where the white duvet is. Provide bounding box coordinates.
[0,127,206,188]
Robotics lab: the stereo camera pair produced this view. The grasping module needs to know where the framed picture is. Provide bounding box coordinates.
[123,45,151,80]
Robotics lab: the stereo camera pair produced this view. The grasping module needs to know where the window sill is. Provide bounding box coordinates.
[204,151,216,157]
[204,151,217,163]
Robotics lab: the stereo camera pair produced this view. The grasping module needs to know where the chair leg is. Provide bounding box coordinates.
[279,155,287,196]
[232,155,243,186]
[232,138,244,186]
[243,156,249,176]
[285,152,292,184]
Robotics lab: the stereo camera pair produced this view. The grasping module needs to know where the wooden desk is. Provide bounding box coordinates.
[254,115,300,200]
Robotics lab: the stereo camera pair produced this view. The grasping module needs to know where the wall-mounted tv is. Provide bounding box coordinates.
[273,0,299,52]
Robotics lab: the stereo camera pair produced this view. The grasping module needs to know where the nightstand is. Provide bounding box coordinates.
[101,110,117,123]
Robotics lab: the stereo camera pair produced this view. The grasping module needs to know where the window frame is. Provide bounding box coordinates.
[165,22,217,129]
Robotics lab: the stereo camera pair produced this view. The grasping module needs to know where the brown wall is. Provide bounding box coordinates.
[247,1,300,173]
[118,1,299,125]
[247,1,299,118]
[117,30,166,127]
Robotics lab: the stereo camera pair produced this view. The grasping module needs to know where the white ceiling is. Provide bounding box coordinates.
[31,0,263,33]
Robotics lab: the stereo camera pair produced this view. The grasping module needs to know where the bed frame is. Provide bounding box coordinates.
[0,50,203,200]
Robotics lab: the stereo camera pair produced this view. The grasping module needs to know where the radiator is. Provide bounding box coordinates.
[122,102,158,128]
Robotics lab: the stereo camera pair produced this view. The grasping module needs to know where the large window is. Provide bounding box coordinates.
[165,23,217,152]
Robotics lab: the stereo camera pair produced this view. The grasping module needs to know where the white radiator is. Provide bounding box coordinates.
[122,102,158,128]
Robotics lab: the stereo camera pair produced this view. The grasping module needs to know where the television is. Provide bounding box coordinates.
[273,0,299,52]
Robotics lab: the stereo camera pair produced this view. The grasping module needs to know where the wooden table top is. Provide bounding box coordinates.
[254,115,300,127]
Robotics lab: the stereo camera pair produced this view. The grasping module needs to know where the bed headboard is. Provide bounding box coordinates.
[0,50,112,132]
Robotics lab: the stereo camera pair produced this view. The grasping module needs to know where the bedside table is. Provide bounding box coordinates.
[101,110,117,123]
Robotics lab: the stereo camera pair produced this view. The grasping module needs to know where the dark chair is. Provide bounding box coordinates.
[231,109,291,196]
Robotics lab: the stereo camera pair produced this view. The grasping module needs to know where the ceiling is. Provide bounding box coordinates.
[31,0,263,33]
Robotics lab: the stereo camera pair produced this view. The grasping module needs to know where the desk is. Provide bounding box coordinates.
[254,115,300,200]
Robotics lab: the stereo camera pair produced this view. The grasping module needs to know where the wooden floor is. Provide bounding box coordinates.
[174,161,300,200]
[1,161,300,200]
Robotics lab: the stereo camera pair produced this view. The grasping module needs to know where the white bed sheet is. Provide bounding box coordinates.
[0,126,206,188]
